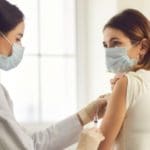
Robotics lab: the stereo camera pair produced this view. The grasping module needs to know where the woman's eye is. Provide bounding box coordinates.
[103,42,108,48]
[111,41,121,47]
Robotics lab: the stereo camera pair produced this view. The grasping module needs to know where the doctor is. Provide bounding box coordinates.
[0,0,107,149]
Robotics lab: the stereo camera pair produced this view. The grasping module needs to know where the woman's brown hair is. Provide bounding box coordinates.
[103,8,150,71]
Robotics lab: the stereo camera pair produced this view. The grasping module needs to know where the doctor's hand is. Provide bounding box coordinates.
[110,73,125,90]
[77,95,109,126]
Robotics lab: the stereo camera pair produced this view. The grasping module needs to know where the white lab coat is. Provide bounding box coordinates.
[0,83,82,150]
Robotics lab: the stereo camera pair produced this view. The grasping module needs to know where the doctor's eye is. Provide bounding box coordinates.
[16,38,21,42]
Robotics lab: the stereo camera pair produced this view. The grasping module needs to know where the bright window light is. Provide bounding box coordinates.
[0,0,76,123]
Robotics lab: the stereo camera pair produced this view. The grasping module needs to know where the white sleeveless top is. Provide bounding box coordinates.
[115,69,150,150]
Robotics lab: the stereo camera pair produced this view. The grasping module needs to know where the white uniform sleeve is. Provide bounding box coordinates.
[0,84,34,150]
[31,115,82,150]
[0,83,83,150]
[0,111,34,150]
[125,71,143,110]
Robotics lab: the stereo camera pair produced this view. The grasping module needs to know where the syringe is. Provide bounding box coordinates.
[93,107,99,128]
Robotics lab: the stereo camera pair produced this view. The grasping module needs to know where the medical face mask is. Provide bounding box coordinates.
[105,47,137,73]
[0,33,24,71]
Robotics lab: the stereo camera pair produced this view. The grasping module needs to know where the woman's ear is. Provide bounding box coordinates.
[139,38,149,56]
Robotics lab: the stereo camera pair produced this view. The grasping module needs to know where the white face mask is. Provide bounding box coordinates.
[0,32,24,71]
[105,47,137,73]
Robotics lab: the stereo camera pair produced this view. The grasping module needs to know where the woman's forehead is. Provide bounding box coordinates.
[103,27,128,42]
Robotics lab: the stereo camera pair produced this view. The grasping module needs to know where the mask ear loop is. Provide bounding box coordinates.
[0,31,12,45]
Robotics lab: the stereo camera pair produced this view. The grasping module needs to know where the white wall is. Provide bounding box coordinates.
[76,0,89,108]
[117,0,150,18]
[87,0,117,100]
[76,0,117,106]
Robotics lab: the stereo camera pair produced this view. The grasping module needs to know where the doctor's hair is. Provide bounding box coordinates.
[0,0,24,34]
[103,8,150,71]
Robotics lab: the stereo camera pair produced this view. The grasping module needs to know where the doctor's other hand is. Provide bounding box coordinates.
[77,97,108,126]
[110,73,125,90]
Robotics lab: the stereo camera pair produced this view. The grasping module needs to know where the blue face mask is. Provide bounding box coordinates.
[0,32,24,71]
[105,47,137,73]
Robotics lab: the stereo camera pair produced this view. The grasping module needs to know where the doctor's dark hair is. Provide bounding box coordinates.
[0,0,24,34]
[103,8,150,71]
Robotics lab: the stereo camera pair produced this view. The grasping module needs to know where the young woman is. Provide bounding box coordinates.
[98,9,150,150]
[0,0,106,149]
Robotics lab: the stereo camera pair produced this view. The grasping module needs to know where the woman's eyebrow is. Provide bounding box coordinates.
[110,37,119,42]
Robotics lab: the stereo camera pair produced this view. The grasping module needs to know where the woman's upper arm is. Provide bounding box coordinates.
[99,76,128,150]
